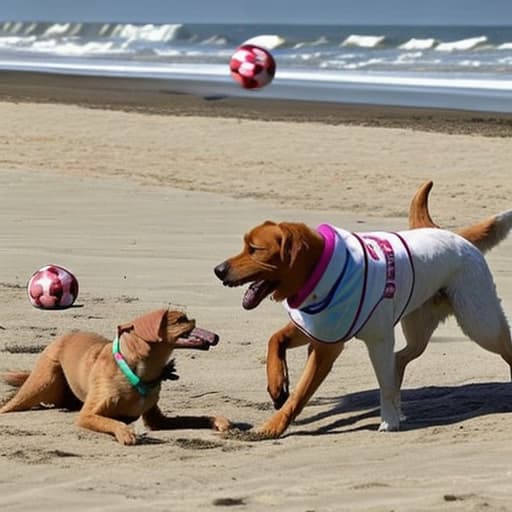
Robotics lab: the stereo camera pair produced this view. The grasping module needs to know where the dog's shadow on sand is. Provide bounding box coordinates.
[291,382,512,435]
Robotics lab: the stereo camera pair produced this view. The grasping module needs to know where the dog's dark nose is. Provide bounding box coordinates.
[214,261,229,281]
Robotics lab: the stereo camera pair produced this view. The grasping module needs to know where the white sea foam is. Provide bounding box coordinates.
[436,36,487,51]
[4,22,23,34]
[294,36,329,48]
[43,23,73,37]
[153,48,182,57]
[0,36,36,47]
[99,24,112,37]
[111,24,185,43]
[498,42,512,50]
[341,34,385,48]
[241,34,285,49]
[288,51,320,61]
[459,60,481,68]
[200,35,229,46]
[319,59,348,69]
[30,39,118,56]
[345,57,385,69]
[395,52,423,63]
[399,38,437,50]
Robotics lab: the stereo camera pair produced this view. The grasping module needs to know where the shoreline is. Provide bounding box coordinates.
[1,70,512,137]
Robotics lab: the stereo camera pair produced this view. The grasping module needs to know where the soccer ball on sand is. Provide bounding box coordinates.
[27,264,79,309]
[229,44,276,89]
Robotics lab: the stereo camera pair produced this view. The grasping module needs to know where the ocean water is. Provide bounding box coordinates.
[1,22,511,112]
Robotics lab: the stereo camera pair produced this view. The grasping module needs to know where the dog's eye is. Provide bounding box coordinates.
[248,245,266,255]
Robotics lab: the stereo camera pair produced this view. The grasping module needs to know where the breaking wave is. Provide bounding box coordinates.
[0,21,510,74]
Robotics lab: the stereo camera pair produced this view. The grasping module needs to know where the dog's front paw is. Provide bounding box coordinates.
[378,420,400,432]
[211,415,231,432]
[379,399,401,432]
[267,372,289,410]
[252,428,281,440]
[268,386,289,410]
[255,413,289,439]
[115,425,138,445]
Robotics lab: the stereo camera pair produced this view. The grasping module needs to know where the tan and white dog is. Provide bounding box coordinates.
[215,182,512,437]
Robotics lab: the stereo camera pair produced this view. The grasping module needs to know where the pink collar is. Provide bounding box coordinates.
[287,224,336,309]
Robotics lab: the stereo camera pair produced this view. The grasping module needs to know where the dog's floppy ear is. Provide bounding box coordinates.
[117,309,168,343]
[278,222,309,267]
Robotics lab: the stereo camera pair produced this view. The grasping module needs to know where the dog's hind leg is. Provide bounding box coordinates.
[0,354,69,412]
[2,371,30,387]
[455,311,512,379]
[397,295,453,389]
[447,264,512,379]
[395,297,453,421]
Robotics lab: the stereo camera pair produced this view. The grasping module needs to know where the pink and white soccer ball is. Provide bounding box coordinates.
[229,44,276,89]
[27,264,79,309]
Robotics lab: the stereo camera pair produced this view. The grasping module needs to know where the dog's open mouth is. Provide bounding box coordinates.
[242,280,279,310]
[175,327,219,350]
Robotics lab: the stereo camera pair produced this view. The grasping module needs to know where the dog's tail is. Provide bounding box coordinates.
[2,371,30,388]
[408,180,439,229]
[409,180,512,254]
[457,210,512,254]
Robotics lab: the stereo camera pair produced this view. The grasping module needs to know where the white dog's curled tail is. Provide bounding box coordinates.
[458,209,512,254]
[408,180,511,254]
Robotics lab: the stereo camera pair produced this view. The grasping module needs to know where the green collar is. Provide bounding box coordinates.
[112,336,153,396]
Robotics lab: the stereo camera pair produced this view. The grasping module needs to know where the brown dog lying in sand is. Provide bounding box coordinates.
[0,309,231,444]
[214,181,512,437]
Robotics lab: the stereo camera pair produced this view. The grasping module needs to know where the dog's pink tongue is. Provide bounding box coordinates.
[175,327,219,350]
[243,281,274,310]
[190,327,219,346]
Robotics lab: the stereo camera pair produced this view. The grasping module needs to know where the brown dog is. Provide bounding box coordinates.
[0,309,231,444]
[214,183,512,437]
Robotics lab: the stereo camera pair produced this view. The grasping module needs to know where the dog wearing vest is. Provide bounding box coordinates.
[0,309,231,444]
[214,191,512,437]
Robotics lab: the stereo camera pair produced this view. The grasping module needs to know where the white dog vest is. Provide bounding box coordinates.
[285,224,415,343]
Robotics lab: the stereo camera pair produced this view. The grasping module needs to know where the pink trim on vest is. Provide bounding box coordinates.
[342,232,369,340]
[287,224,336,309]
[363,235,396,298]
[392,232,415,324]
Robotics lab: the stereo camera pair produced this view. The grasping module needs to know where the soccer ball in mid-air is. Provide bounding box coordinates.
[27,264,79,309]
[229,44,276,89]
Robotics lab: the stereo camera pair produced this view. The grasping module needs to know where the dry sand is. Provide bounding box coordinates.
[0,75,511,511]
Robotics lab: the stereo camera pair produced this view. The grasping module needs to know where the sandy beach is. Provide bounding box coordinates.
[0,73,511,511]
